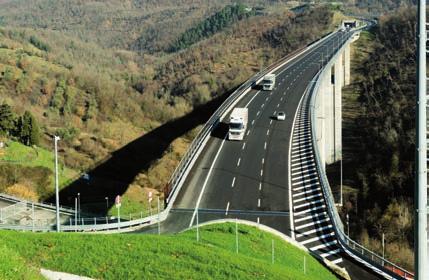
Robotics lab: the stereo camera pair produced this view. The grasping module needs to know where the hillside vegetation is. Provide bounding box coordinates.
[168,4,257,52]
[0,223,336,280]
[336,8,416,270]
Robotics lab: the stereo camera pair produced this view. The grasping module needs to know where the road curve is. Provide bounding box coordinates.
[138,30,383,279]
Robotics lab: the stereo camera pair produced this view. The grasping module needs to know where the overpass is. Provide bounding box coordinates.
[0,22,413,279]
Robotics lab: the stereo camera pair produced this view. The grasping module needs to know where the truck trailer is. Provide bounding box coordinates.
[228,108,248,141]
[262,74,276,91]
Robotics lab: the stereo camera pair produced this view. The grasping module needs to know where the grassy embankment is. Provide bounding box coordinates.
[0,223,336,280]
[0,140,78,201]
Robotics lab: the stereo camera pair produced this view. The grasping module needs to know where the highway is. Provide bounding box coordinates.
[166,32,342,234]
[138,30,383,278]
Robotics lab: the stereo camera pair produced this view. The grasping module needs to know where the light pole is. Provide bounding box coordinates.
[105,197,109,211]
[74,197,77,232]
[382,232,385,266]
[415,1,428,279]
[77,192,80,221]
[53,135,60,232]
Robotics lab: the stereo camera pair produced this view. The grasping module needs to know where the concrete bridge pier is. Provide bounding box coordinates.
[344,44,351,86]
[334,54,343,162]
[315,40,352,166]
[323,68,335,165]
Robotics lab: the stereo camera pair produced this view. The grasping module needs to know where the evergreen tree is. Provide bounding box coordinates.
[0,103,15,136]
[18,111,40,146]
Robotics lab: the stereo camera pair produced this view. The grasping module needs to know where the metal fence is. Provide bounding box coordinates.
[308,27,413,280]
[0,193,75,215]
[0,200,27,223]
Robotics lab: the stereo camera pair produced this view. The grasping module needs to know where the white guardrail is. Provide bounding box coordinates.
[0,28,338,233]
[308,26,413,280]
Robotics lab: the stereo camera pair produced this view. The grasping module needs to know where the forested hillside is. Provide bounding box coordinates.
[0,1,341,214]
[0,0,276,54]
[168,4,257,52]
[338,8,416,269]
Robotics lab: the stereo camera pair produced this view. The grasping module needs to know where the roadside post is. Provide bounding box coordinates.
[115,195,121,231]
[148,191,153,216]
[157,196,160,235]
[74,198,77,232]
[235,218,238,254]
[271,239,274,264]
[196,207,199,242]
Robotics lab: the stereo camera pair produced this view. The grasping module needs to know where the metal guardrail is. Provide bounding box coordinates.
[309,27,413,280]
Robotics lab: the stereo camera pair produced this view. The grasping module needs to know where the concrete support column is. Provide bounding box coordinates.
[344,44,351,86]
[316,76,327,168]
[324,68,335,165]
[334,55,343,162]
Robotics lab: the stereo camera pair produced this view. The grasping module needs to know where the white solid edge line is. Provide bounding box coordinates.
[244,90,261,108]
[189,135,227,227]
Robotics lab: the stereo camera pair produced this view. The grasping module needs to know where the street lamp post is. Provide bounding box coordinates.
[105,197,109,211]
[53,135,60,232]
[77,192,80,221]
[382,232,385,266]
[415,1,428,279]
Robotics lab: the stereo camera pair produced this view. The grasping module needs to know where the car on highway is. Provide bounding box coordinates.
[276,111,286,121]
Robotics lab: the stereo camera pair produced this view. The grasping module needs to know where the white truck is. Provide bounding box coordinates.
[262,74,276,91]
[228,108,248,141]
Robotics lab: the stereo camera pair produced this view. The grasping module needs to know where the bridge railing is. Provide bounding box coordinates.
[309,28,413,280]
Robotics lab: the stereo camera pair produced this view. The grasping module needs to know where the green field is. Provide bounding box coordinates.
[0,140,78,187]
[0,223,336,280]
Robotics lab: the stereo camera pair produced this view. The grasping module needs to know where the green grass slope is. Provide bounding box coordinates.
[0,223,336,280]
[0,243,42,280]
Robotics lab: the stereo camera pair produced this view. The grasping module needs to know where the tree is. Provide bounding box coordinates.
[17,111,40,146]
[0,103,15,135]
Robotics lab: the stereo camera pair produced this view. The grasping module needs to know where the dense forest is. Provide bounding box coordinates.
[169,4,257,52]
[0,1,342,214]
[338,8,416,269]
